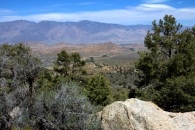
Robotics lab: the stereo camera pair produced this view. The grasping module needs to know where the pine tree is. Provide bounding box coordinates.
[86,73,113,106]
[54,50,71,77]
[70,52,86,80]
[54,50,86,82]
[113,89,128,101]
[135,15,195,112]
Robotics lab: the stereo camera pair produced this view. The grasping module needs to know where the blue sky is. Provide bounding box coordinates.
[0,0,195,25]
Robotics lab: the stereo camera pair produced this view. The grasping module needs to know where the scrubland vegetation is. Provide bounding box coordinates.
[0,14,195,129]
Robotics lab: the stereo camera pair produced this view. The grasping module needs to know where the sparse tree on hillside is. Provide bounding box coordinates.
[54,50,71,77]
[71,52,86,80]
[54,50,86,82]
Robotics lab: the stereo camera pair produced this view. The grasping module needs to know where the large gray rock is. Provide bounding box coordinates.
[101,98,195,130]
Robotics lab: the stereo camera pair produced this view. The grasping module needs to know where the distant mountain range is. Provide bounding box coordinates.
[0,20,152,45]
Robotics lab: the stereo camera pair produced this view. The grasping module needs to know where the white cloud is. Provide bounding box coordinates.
[135,4,175,11]
[0,4,195,26]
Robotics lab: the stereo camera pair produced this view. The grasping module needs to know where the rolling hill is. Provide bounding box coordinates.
[26,42,135,54]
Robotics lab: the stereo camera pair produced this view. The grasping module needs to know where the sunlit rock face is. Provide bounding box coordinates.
[100,98,195,130]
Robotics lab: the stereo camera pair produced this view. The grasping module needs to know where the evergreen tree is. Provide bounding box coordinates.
[135,15,195,112]
[36,68,55,90]
[86,73,113,106]
[135,15,183,87]
[0,43,42,128]
[70,52,86,80]
[54,50,71,77]
[54,50,86,82]
[113,89,128,101]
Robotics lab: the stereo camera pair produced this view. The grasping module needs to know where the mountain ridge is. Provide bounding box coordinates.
[0,20,152,45]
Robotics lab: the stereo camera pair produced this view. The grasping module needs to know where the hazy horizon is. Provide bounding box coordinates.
[0,0,195,26]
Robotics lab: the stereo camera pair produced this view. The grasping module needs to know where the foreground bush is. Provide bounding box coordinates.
[1,83,101,129]
[37,83,101,129]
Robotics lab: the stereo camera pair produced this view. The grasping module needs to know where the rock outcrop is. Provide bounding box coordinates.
[100,98,195,130]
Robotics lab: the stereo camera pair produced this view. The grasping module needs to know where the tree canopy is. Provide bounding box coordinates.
[0,43,43,129]
[86,73,113,106]
[135,15,195,112]
[54,50,86,82]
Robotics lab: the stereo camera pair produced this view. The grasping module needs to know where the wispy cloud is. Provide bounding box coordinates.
[49,4,66,7]
[0,9,12,14]
[177,1,184,4]
[77,2,95,5]
[144,0,168,3]
[135,4,174,11]
[0,3,195,26]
